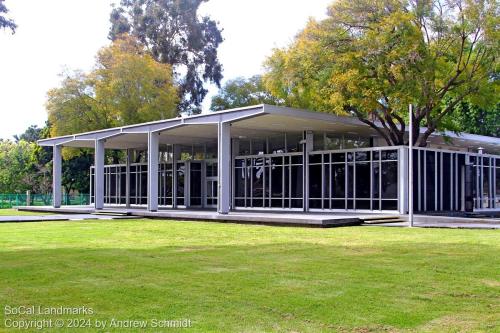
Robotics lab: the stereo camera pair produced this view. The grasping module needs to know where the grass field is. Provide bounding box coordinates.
[0,219,498,332]
[0,209,54,216]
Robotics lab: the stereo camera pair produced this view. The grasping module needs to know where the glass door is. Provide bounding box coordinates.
[189,161,202,207]
[205,161,218,208]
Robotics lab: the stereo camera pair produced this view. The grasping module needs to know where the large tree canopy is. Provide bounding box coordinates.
[109,0,223,114]
[46,35,178,138]
[0,0,16,33]
[210,75,282,111]
[264,0,499,146]
[449,101,500,137]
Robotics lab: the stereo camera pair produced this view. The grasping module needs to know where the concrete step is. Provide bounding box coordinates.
[362,216,403,221]
[92,211,131,216]
[362,218,406,224]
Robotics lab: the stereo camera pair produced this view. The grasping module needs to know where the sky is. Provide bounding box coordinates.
[0,0,331,140]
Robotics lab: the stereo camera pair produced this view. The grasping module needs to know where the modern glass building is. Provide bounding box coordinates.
[38,105,500,214]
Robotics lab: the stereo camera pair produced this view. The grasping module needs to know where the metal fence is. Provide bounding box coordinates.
[0,193,90,209]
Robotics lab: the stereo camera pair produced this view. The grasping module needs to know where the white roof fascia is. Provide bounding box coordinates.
[38,136,75,147]
[74,128,123,141]
[262,104,364,127]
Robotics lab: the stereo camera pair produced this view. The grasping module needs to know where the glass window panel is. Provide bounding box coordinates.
[193,145,205,160]
[381,200,398,210]
[331,199,345,209]
[309,154,322,164]
[313,133,325,151]
[310,199,322,209]
[140,171,147,199]
[382,150,398,160]
[271,199,282,208]
[332,153,345,163]
[252,139,266,155]
[332,164,346,198]
[496,167,500,197]
[120,173,126,197]
[309,164,322,198]
[324,164,330,198]
[165,172,173,197]
[372,163,380,200]
[291,165,303,197]
[355,152,369,162]
[238,140,251,156]
[483,163,490,208]
[177,163,185,202]
[291,155,302,164]
[271,157,282,166]
[442,153,451,210]
[271,166,283,198]
[252,165,264,200]
[347,165,354,198]
[425,151,436,211]
[235,168,245,197]
[356,200,370,209]
[381,162,398,199]
[269,134,286,154]
[287,133,303,152]
[325,135,342,150]
[355,162,371,198]
[190,167,202,205]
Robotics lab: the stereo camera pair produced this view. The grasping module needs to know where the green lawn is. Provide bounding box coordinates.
[0,208,54,216]
[0,220,498,332]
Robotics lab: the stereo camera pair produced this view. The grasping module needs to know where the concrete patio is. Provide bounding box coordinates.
[15,205,403,227]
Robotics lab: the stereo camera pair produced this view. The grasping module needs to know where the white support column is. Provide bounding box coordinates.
[147,131,159,212]
[218,122,231,214]
[52,145,62,208]
[399,146,409,214]
[125,149,132,208]
[94,139,105,210]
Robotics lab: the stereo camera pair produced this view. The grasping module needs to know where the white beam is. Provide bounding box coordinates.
[94,139,105,210]
[52,145,62,208]
[147,131,159,211]
[218,122,231,214]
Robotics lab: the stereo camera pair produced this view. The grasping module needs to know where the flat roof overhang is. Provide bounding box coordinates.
[38,104,500,154]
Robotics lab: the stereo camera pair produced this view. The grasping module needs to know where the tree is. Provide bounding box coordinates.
[109,0,223,114]
[0,140,37,193]
[10,123,94,196]
[264,0,499,146]
[450,102,499,137]
[210,75,283,111]
[0,0,16,34]
[47,35,178,137]
[14,125,44,143]
[62,151,92,194]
